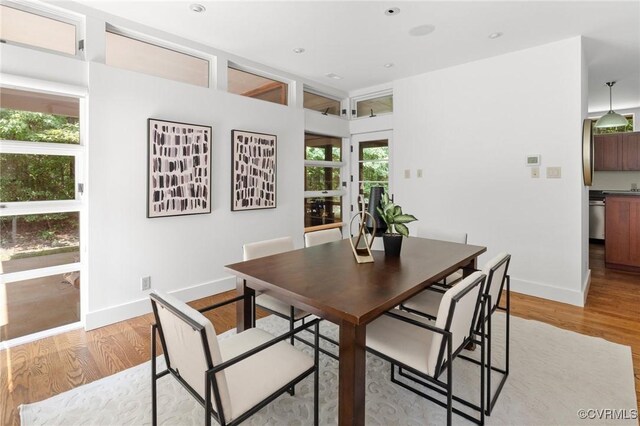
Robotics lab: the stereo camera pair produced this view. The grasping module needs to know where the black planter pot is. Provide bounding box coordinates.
[382,233,403,256]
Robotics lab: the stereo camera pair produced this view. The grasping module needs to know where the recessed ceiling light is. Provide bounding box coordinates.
[189,4,206,13]
[489,32,503,39]
[325,73,343,80]
[384,63,394,68]
[409,24,436,37]
[293,48,305,54]
[385,7,400,16]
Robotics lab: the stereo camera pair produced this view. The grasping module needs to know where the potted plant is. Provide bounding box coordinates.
[376,193,418,256]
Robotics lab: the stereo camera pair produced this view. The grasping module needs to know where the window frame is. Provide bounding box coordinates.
[304,132,348,231]
[351,89,394,119]
[0,2,83,58]
[303,87,343,117]
[105,25,212,88]
[227,62,291,106]
[0,82,86,321]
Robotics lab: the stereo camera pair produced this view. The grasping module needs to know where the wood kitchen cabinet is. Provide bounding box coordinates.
[595,131,640,171]
[605,195,640,271]
[594,134,622,170]
[622,132,640,170]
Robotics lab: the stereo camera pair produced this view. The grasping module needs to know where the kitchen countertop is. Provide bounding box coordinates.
[603,190,640,197]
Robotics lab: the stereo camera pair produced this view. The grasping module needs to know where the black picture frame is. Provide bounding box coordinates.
[231,129,277,211]
[147,118,212,218]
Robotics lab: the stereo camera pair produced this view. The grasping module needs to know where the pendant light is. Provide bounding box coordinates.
[594,81,628,128]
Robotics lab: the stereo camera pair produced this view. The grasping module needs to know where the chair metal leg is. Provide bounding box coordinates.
[314,321,320,426]
[446,334,453,426]
[205,373,212,426]
[480,298,486,424]
[151,324,158,426]
[287,307,296,396]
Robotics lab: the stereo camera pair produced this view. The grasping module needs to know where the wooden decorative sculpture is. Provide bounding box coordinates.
[349,197,377,263]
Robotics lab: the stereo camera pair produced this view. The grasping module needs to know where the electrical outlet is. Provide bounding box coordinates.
[141,276,151,291]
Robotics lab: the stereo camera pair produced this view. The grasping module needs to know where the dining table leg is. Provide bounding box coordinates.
[339,321,366,426]
[235,277,254,332]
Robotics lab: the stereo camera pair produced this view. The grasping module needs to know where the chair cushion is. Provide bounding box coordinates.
[402,288,444,318]
[442,270,463,285]
[255,294,309,321]
[367,309,438,376]
[219,328,314,421]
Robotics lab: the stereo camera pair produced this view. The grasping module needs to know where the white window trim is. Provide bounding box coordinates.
[0,77,87,340]
[304,160,345,168]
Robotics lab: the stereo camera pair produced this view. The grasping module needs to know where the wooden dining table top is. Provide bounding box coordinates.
[224,237,487,326]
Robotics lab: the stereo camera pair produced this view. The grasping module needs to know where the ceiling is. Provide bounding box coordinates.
[78,1,640,112]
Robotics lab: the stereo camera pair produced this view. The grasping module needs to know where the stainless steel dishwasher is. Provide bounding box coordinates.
[589,199,605,240]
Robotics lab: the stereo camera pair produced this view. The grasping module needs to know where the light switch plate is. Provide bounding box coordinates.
[404,169,411,179]
[417,169,423,178]
[546,166,562,178]
[531,167,540,178]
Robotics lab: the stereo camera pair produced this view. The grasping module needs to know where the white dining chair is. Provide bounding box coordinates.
[304,228,342,247]
[418,226,468,287]
[366,272,488,425]
[149,290,319,426]
[401,252,512,415]
[243,237,310,344]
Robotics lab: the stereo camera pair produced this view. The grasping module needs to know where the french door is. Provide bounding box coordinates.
[350,130,393,214]
[0,86,85,345]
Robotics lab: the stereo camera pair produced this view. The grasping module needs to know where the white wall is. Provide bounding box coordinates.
[392,37,588,305]
[85,63,305,328]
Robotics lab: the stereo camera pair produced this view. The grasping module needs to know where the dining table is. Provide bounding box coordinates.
[224,236,487,425]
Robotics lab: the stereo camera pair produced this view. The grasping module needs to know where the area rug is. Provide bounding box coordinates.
[20,314,637,425]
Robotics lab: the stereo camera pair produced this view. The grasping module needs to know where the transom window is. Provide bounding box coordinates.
[304,91,341,116]
[0,4,77,55]
[354,93,393,118]
[105,30,210,87]
[228,67,288,106]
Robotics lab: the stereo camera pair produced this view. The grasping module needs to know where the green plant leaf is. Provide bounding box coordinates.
[376,206,390,226]
[395,223,409,237]
[394,205,402,216]
[394,214,418,224]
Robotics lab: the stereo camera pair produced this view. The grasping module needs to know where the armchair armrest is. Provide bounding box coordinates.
[209,318,321,374]
[198,294,246,313]
[384,310,452,338]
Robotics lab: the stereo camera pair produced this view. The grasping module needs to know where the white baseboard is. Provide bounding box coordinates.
[510,277,585,307]
[84,276,236,330]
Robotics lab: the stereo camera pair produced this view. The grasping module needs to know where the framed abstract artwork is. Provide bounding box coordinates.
[147,118,212,218]
[231,130,277,211]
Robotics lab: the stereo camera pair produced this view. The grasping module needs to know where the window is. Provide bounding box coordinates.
[0,4,76,55]
[228,67,288,105]
[358,140,389,201]
[304,134,345,229]
[355,94,393,118]
[0,88,83,343]
[304,91,341,116]
[593,114,634,135]
[105,31,209,87]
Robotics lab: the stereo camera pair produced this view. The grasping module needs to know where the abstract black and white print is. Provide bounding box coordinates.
[231,130,277,211]
[147,119,212,218]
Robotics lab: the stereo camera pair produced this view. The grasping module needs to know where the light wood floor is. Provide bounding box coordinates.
[1,243,638,425]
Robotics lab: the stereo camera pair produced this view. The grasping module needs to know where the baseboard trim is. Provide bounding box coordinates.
[84,276,236,330]
[510,277,585,307]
